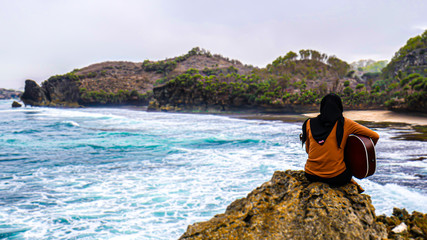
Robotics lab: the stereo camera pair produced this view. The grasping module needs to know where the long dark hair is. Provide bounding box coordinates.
[300,93,345,148]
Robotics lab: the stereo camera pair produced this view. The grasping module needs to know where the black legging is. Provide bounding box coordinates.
[305,168,352,187]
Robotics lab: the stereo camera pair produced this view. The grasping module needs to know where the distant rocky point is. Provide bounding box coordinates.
[179,170,426,240]
[0,88,22,100]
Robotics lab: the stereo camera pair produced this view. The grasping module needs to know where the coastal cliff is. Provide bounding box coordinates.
[148,50,361,113]
[180,170,426,240]
[20,48,253,107]
[20,31,426,113]
[381,30,427,113]
[149,73,318,113]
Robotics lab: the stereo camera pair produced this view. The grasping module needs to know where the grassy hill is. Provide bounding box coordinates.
[148,49,379,112]
[74,47,252,94]
[41,48,254,106]
[21,31,427,113]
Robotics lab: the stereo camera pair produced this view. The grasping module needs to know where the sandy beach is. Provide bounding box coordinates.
[232,110,427,141]
[303,110,427,126]
[232,110,427,126]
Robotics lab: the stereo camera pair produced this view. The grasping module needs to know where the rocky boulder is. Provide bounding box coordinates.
[42,74,80,105]
[11,101,22,108]
[180,170,387,240]
[21,76,81,107]
[377,208,427,239]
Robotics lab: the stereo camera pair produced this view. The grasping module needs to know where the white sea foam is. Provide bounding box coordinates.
[0,104,426,239]
[363,180,427,215]
[62,120,80,127]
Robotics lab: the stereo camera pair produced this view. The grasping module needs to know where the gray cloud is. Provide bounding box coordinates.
[0,0,426,89]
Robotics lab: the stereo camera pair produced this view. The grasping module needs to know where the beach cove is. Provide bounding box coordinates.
[1,100,426,239]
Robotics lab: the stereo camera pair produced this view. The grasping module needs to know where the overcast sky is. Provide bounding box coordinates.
[1,0,426,90]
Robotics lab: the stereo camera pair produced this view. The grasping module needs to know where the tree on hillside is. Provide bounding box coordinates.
[320,53,328,63]
[310,50,321,61]
[299,50,310,60]
[284,51,298,61]
[327,56,350,78]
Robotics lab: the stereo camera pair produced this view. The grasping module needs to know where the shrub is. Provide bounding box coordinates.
[356,84,364,90]
[344,80,350,87]
[343,86,353,96]
[86,72,97,78]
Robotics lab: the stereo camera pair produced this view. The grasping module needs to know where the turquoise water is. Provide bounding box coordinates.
[0,99,426,239]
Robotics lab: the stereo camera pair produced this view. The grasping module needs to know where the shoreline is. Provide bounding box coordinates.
[228,110,427,126]
[304,110,427,126]
[227,110,427,141]
[4,99,427,126]
[4,100,427,140]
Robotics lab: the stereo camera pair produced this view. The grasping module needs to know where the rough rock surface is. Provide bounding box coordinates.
[20,80,50,106]
[390,48,427,77]
[43,75,80,105]
[180,170,387,240]
[377,208,427,239]
[21,78,80,107]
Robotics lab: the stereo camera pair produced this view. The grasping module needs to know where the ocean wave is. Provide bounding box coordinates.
[0,106,426,239]
[61,121,80,127]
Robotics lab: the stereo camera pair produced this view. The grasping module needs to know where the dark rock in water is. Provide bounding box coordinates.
[42,74,80,106]
[11,101,22,108]
[180,170,387,239]
[21,80,49,106]
[21,78,80,107]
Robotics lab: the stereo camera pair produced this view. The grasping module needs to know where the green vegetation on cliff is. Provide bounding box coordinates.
[45,72,80,83]
[141,47,244,75]
[383,30,427,79]
[150,50,394,112]
[379,30,427,112]
[79,88,152,105]
[22,31,427,113]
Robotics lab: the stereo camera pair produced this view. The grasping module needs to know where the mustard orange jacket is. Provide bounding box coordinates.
[304,118,379,178]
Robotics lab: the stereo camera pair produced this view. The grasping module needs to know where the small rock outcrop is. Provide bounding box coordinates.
[21,77,80,107]
[180,170,387,240]
[20,80,50,106]
[377,208,427,239]
[11,101,22,108]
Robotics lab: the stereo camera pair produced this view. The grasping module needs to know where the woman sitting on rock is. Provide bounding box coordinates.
[300,93,379,193]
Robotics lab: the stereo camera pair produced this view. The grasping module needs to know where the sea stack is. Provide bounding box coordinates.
[20,79,50,106]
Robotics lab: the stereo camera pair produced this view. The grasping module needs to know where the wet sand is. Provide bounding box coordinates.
[232,110,427,126]
[231,110,427,141]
